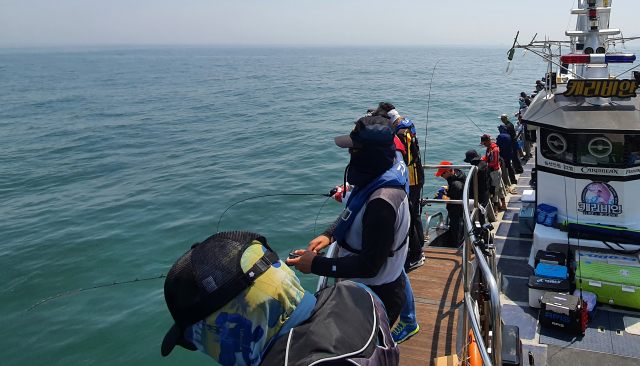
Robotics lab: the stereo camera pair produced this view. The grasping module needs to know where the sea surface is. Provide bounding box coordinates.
[1,45,637,365]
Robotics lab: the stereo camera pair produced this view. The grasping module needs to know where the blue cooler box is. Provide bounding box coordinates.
[535,263,568,279]
[519,207,535,235]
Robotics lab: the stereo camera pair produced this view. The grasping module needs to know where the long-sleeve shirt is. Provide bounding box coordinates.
[482,142,501,171]
[313,198,397,279]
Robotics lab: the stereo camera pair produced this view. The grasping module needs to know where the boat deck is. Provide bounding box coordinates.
[399,155,640,365]
[397,248,464,365]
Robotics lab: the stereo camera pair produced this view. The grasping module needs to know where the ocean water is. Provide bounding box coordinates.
[1,45,636,365]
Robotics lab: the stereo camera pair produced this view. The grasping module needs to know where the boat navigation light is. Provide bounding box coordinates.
[560,54,636,64]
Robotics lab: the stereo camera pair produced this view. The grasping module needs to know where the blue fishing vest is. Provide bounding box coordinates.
[394,118,416,135]
[333,151,409,244]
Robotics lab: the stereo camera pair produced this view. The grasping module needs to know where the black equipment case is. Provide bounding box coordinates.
[501,324,523,366]
[534,250,566,267]
[539,292,587,335]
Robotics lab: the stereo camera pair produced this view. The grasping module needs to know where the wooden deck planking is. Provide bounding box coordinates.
[398,248,464,366]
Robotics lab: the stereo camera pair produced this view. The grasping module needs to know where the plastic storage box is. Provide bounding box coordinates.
[519,207,535,235]
[539,292,588,335]
[535,250,566,267]
[527,275,571,308]
[535,263,568,279]
[577,259,640,309]
[522,189,536,209]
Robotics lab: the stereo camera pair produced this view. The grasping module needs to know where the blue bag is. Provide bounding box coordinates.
[536,204,558,227]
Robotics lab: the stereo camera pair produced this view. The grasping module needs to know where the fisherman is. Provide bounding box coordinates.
[496,124,517,186]
[534,80,544,95]
[377,102,426,272]
[500,113,524,174]
[160,231,400,366]
[434,162,467,246]
[290,116,410,326]
[464,149,491,209]
[480,134,507,211]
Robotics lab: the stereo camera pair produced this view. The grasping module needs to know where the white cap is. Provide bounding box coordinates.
[387,109,401,122]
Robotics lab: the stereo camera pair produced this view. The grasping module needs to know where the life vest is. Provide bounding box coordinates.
[394,118,424,187]
[332,152,410,286]
[333,151,409,244]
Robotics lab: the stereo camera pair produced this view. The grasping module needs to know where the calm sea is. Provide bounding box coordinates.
[1,45,636,365]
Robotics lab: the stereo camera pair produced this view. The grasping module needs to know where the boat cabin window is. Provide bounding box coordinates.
[541,129,574,164]
[541,128,633,168]
[576,134,625,167]
[626,135,640,165]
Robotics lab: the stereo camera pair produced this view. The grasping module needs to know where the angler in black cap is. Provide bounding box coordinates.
[288,115,411,325]
[161,231,400,366]
[464,149,491,209]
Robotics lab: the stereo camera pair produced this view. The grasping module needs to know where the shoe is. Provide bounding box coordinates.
[392,321,420,344]
[405,253,425,273]
[509,187,518,194]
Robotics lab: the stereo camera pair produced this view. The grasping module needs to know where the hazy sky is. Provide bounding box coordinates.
[1,0,639,47]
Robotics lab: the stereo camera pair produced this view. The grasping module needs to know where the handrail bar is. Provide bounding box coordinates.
[425,211,443,230]
[462,165,502,366]
[421,163,501,366]
[465,292,493,366]
[316,241,338,293]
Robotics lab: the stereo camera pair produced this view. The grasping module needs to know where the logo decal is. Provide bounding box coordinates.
[578,182,622,217]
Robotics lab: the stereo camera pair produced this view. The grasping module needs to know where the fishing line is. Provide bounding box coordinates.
[216,193,330,233]
[613,63,640,79]
[26,274,167,311]
[313,196,333,237]
[454,106,485,134]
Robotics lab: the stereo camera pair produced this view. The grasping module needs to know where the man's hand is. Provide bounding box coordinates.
[308,235,331,253]
[285,250,317,274]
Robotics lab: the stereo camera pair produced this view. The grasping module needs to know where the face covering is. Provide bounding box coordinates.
[346,143,395,187]
[184,242,305,366]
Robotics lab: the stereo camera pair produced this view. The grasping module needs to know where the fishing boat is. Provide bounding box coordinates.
[320,1,640,365]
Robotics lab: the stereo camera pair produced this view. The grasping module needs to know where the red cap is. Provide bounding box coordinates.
[479,134,491,146]
[435,161,452,177]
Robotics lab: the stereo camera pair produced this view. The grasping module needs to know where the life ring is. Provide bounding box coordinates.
[468,330,483,366]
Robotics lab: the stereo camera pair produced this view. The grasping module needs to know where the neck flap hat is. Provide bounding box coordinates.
[334,116,397,187]
[162,231,305,365]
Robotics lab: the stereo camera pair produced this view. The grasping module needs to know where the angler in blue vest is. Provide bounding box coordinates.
[287,116,411,325]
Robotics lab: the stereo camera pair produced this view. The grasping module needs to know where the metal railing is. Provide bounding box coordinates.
[422,164,501,366]
[314,164,501,366]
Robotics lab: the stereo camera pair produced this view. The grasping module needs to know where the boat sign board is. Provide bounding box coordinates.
[539,156,640,177]
[564,79,637,98]
[578,182,623,217]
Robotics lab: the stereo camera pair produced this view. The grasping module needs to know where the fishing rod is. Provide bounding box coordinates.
[216,192,332,233]
[26,274,167,311]
[424,59,446,165]
[454,106,485,134]
[421,59,446,204]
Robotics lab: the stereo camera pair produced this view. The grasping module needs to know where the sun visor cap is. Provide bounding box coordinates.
[335,116,395,148]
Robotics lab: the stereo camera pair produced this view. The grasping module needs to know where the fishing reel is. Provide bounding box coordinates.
[472,222,494,256]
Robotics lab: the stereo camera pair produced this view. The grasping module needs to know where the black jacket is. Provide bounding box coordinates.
[469,159,490,205]
[504,121,517,142]
[446,169,467,216]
